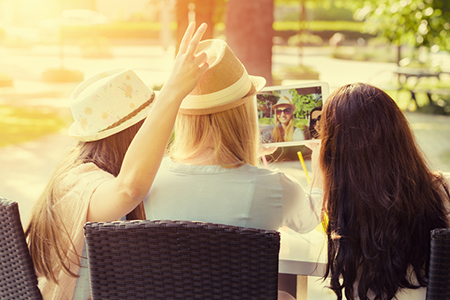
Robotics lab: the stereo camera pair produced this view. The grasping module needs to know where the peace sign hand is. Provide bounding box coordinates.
[163,22,209,101]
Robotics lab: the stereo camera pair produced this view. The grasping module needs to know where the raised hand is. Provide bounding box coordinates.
[163,22,209,101]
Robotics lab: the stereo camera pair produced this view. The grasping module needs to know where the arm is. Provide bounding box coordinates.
[282,142,324,233]
[87,23,209,222]
[281,173,324,233]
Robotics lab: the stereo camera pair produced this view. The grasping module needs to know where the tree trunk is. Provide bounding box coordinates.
[225,0,274,86]
[175,0,215,54]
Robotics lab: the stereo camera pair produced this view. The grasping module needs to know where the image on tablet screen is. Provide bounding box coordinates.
[257,82,328,147]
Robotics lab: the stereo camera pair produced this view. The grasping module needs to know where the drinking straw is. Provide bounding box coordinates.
[261,155,269,169]
[297,151,311,184]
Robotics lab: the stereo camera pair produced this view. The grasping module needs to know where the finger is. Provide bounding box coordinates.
[305,141,320,151]
[264,146,277,155]
[186,23,207,57]
[194,51,208,67]
[198,61,209,76]
[178,22,195,55]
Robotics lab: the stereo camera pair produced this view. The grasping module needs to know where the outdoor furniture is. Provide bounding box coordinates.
[0,197,42,300]
[84,219,280,300]
[426,227,450,300]
[393,67,449,108]
[278,227,327,300]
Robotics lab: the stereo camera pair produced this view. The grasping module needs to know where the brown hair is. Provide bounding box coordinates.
[319,83,449,299]
[25,120,145,283]
[170,98,259,167]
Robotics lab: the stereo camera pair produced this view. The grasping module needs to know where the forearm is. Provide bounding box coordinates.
[87,22,209,222]
[118,89,182,200]
[87,91,181,222]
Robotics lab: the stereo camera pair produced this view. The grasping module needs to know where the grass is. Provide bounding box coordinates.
[0,105,71,148]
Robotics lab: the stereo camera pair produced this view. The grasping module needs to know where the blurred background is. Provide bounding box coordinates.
[1,2,449,298]
[1,0,450,210]
[1,0,450,180]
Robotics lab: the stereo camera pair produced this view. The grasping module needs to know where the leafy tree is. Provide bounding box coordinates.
[338,0,450,64]
[257,93,279,119]
[289,89,322,119]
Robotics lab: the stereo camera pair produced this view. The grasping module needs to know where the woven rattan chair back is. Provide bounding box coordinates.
[84,219,280,300]
[426,228,450,300]
[0,197,42,300]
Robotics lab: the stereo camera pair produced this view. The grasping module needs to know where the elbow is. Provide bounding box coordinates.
[119,178,150,204]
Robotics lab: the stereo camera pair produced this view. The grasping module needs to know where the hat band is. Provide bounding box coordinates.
[101,92,155,132]
[180,69,252,110]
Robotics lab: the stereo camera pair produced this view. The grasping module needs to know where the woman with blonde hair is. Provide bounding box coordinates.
[319,83,450,300]
[272,96,304,142]
[144,39,323,238]
[25,23,209,300]
[144,38,323,300]
[261,96,305,143]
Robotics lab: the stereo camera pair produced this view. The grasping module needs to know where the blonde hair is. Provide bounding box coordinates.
[25,121,145,283]
[273,118,294,142]
[170,98,259,167]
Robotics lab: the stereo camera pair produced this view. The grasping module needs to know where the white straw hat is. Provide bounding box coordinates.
[273,96,295,110]
[179,39,266,115]
[68,69,155,141]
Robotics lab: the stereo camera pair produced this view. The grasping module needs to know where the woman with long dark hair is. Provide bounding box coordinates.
[319,83,450,300]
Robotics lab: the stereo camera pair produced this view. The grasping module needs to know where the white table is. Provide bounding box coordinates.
[278,226,328,300]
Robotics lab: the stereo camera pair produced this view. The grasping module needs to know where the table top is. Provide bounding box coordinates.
[278,226,327,277]
[393,66,441,77]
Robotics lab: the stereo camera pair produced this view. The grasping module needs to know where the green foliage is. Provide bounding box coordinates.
[275,1,354,22]
[289,89,322,119]
[0,105,70,148]
[348,0,450,50]
[273,65,320,82]
[331,45,398,62]
[257,93,279,120]
[274,20,365,32]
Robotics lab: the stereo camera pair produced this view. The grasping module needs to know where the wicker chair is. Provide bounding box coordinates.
[426,228,450,300]
[84,219,280,300]
[0,197,42,300]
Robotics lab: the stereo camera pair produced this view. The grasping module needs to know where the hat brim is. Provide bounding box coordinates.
[68,104,151,142]
[179,75,266,115]
[273,103,296,110]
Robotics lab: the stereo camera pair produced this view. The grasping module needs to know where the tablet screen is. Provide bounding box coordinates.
[257,82,329,147]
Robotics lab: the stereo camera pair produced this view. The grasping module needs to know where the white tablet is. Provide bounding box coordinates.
[257,82,329,147]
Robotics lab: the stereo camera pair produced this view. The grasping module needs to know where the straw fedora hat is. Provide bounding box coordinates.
[68,69,155,142]
[273,96,295,110]
[179,39,266,115]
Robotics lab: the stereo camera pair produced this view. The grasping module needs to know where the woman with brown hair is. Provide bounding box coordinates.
[319,82,450,300]
[25,23,209,300]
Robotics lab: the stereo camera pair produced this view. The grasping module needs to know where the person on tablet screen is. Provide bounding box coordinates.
[262,96,305,143]
[307,106,322,140]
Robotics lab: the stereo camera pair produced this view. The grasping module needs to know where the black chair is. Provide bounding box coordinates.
[426,228,450,300]
[84,219,280,300]
[0,197,42,300]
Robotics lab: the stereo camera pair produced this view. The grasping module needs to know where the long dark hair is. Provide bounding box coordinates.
[319,83,448,300]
